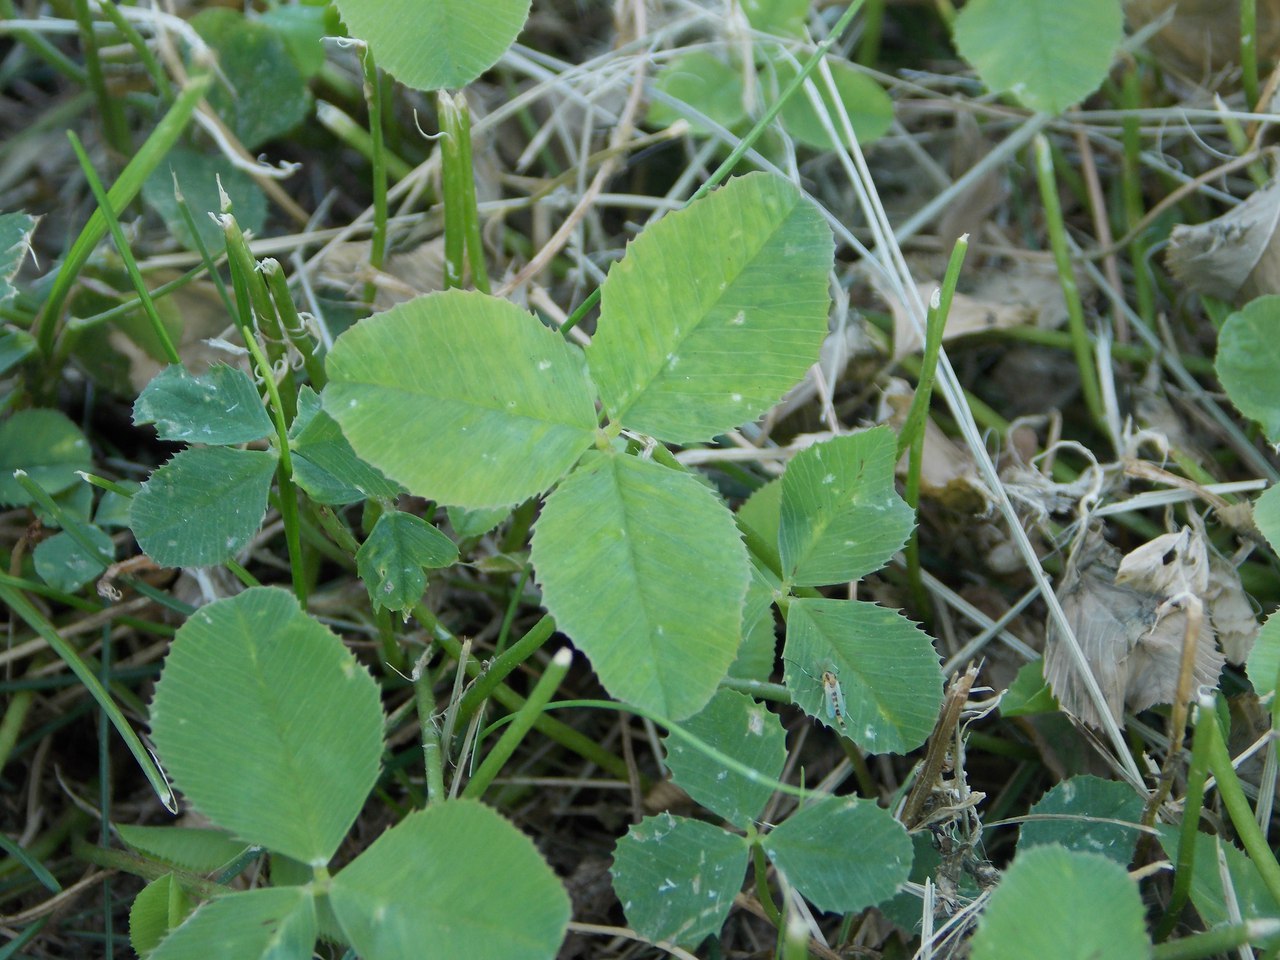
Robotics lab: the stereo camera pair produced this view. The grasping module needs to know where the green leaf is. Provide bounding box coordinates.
[1000,659,1059,717]
[610,813,749,948]
[150,887,316,960]
[742,0,808,36]
[260,4,332,78]
[1218,295,1280,443]
[356,510,459,614]
[142,148,267,254]
[587,172,834,443]
[133,365,274,445]
[0,325,37,376]
[1255,484,1280,553]
[784,597,942,753]
[762,795,912,914]
[969,847,1149,960]
[130,446,278,568]
[952,0,1123,115]
[447,504,509,539]
[0,409,92,506]
[149,588,384,865]
[290,387,402,506]
[329,799,570,960]
[117,825,250,874]
[769,57,894,149]
[332,0,532,91]
[129,874,194,960]
[1248,610,1280,697]
[95,480,141,530]
[33,525,114,592]
[191,8,312,150]
[1157,826,1280,948]
[1018,775,1144,865]
[531,452,749,720]
[0,211,35,305]
[727,560,781,682]
[736,476,782,576]
[778,428,914,587]
[324,290,598,509]
[648,52,746,135]
[663,689,787,828]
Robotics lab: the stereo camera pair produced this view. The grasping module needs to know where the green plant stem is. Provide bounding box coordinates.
[1119,67,1155,327]
[560,0,866,335]
[750,842,782,926]
[898,236,967,616]
[0,583,173,812]
[414,603,631,781]
[1200,695,1280,909]
[223,220,307,605]
[95,0,172,101]
[456,615,556,723]
[66,263,212,339]
[1032,133,1105,431]
[1153,921,1280,960]
[314,100,414,182]
[360,47,389,305]
[1242,0,1259,110]
[438,91,490,294]
[262,259,326,388]
[35,74,211,362]
[170,178,236,318]
[453,94,490,295]
[1154,695,1213,941]
[0,0,86,82]
[13,471,114,573]
[415,662,446,806]
[463,649,572,799]
[855,0,884,66]
[0,689,35,775]
[66,131,179,365]
[72,0,129,156]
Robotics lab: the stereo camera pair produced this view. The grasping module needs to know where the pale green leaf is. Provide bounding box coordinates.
[149,588,384,864]
[94,480,140,529]
[447,504,509,539]
[784,598,941,753]
[133,365,273,445]
[611,813,749,948]
[1248,611,1280,696]
[117,825,250,874]
[1254,484,1280,553]
[130,446,277,568]
[0,212,35,305]
[1018,775,1143,864]
[1000,659,1058,717]
[330,799,570,960]
[356,509,459,613]
[129,874,194,960]
[969,847,1149,960]
[736,476,782,576]
[0,409,92,506]
[769,57,894,149]
[333,0,531,91]
[742,0,808,36]
[952,0,1123,116]
[143,148,266,254]
[324,290,597,509]
[648,52,746,135]
[663,689,787,827]
[191,9,311,150]
[762,796,911,913]
[779,428,914,587]
[0,326,37,376]
[260,4,332,78]
[33,525,114,592]
[588,172,834,443]
[1157,826,1280,948]
[531,452,749,720]
[727,560,780,681]
[1218,295,1280,443]
[290,387,402,506]
[150,887,316,960]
